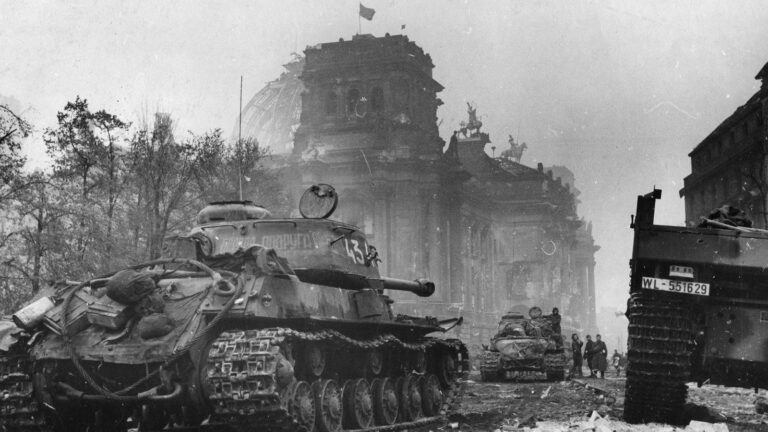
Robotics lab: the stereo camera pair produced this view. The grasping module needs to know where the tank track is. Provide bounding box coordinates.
[478,351,500,382]
[624,292,693,425]
[543,350,566,381]
[0,353,48,432]
[543,350,566,370]
[478,349,565,382]
[202,328,469,432]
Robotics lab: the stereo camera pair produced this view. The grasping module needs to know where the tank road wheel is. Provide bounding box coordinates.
[398,374,423,421]
[290,381,316,432]
[342,379,373,429]
[313,379,343,432]
[370,378,398,425]
[394,377,405,422]
[420,374,444,417]
[624,293,693,425]
[435,350,457,387]
[305,345,326,378]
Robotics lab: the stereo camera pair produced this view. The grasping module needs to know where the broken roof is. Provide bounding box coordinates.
[449,136,543,183]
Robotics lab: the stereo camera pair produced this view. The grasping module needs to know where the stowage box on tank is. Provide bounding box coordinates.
[0,184,468,432]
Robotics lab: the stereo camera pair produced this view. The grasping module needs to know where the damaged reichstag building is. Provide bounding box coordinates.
[237,34,599,345]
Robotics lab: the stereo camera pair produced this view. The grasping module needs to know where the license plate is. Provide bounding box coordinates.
[641,277,710,296]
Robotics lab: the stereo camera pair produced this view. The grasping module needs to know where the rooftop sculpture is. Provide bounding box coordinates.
[459,102,483,137]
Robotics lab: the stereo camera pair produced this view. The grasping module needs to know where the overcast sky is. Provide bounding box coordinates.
[3,0,768,313]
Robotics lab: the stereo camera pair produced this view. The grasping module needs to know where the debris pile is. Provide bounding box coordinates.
[492,411,730,432]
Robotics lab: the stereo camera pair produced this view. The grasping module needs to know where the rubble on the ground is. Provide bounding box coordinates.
[756,396,767,415]
[686,383,768,425]
[496,411,730,432]
[436,373,768,432]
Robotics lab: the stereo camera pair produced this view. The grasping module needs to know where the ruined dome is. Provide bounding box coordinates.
[236,56,304,154]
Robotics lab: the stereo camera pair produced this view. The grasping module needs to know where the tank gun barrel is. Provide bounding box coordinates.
[379,277,435,297]
[292,269,434,297]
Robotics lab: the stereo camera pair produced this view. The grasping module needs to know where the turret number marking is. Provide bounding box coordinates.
[342,237,367,265]
[641,277,709,296]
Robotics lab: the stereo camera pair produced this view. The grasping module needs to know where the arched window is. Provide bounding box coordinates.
[347,88,361,116]
[325,91,337,116]
[370,87,384,112]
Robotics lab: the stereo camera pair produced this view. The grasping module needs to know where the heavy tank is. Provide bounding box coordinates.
[477,307,566,382]
[0,184,468,432]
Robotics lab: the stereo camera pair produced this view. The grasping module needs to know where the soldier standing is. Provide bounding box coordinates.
[571,334,583,377]
[545,307,563,346]
[592,334,608,379]
[584,335,595,377]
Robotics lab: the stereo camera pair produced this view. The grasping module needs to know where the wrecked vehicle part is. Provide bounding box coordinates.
[0,185,468,432]
[624,189,768,425]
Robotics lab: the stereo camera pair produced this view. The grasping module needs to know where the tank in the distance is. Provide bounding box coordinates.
[0,184,468,432]
[478,307,566,382]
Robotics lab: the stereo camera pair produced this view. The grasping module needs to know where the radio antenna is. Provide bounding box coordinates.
[238,75,244,201]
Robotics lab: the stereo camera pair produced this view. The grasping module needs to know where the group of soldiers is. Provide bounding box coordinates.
[569,333,623,378]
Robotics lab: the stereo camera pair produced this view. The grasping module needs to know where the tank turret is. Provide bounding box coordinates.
[196,200,271,224]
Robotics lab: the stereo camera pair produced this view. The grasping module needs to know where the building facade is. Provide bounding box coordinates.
[237,57,305,155]
[681,62,768,226]
[243,34,598,345]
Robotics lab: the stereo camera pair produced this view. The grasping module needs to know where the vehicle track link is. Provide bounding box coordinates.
[0,353,48,432]
[201,327,468,432]
[624,292,693,425]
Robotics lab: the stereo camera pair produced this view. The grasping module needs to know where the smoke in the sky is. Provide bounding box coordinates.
[3,0,768,314]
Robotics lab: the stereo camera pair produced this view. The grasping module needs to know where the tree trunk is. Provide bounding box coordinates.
[149,186,163,259]
[31,193,45,294]
[105,135,115,268]
[77,168,89,266]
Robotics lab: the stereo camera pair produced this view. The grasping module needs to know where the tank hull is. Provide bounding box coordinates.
[478,337,566,382]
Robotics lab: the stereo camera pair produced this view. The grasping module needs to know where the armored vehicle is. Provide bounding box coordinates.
[0,184,468,432]
[478,307,566,382]
[625,189,768,424]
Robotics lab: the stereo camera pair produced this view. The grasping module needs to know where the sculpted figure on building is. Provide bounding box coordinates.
[459,102,483,138]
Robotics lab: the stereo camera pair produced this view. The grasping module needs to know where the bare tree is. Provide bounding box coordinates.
[0,104,30,182]
[127,113,225,259]
[196,136,290,214]
[1,172,71,297]
[90,110,129,265]
[44,97,130,272]
[0,104,31,207]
